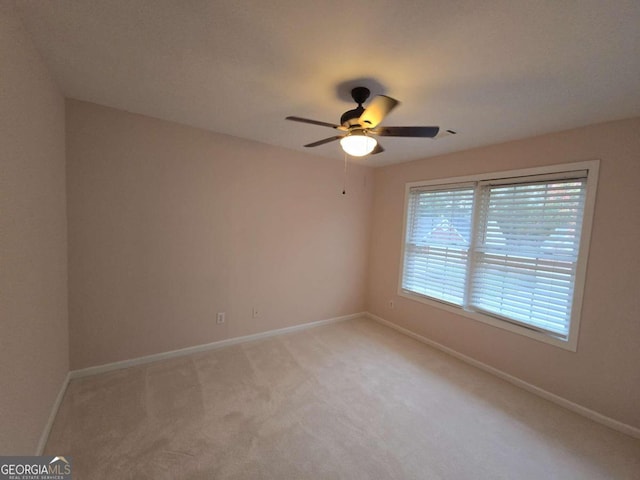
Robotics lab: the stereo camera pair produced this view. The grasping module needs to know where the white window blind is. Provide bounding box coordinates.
[402,186,474,305]
[400,165,594,345]
[470,177,586,337]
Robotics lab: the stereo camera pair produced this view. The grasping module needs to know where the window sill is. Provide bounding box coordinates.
[397,289,578,352]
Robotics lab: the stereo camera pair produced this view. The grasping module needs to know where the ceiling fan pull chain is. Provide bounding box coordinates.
[342,152,348,195]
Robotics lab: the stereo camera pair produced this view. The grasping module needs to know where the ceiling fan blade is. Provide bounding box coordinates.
[358,95,399,129]
[304,136,343,148]
[370,143,385,155]
[434,129,458,138]
[371,126,440,137]
[286,116,341,129]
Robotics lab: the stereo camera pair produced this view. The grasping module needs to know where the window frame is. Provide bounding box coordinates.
[397,160,599,351]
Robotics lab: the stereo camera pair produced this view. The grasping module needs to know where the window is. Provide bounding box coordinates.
[400,161,598,350]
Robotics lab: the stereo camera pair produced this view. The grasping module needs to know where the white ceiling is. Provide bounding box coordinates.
[14,0,640,167]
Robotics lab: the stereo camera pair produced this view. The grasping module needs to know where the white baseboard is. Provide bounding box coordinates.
[36,371,70,455]
[366,312,640,440]
[70,312,364,380]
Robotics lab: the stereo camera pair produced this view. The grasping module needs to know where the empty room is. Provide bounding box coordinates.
[2,1,639,478]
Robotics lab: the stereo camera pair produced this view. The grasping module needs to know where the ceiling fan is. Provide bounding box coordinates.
[286,86,456,157]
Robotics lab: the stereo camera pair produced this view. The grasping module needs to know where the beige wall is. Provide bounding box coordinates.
[66,100,373,370]
[0,7,68,453]
[368,117,640,428]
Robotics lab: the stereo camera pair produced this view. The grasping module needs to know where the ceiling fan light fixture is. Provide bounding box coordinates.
[340,132,377,157]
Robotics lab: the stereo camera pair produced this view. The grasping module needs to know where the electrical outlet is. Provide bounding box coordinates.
[216,312,226,324]
[252,307,259,319]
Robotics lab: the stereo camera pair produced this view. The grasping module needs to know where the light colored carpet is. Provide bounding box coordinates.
[46,317,640,479]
